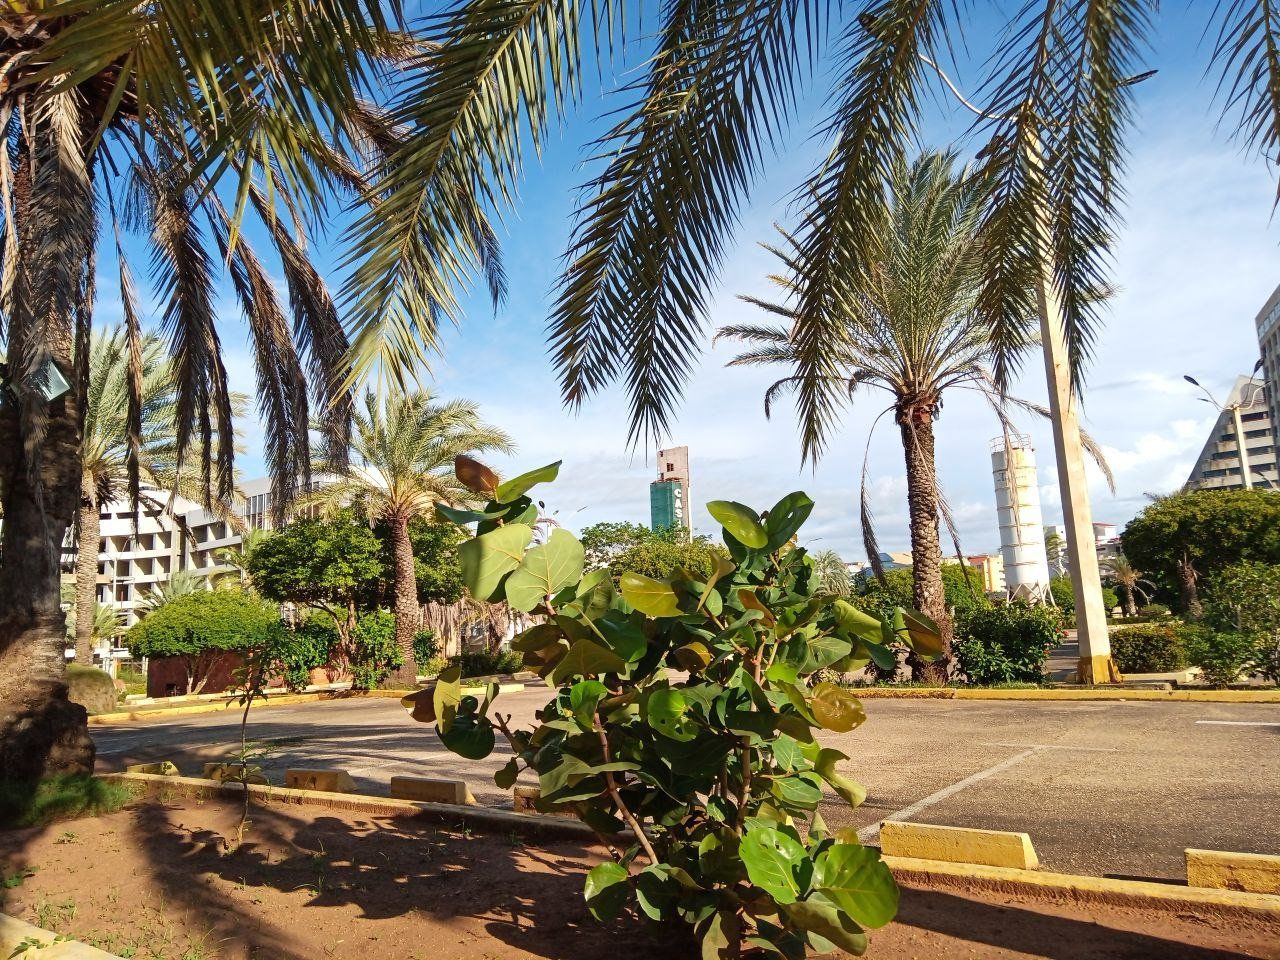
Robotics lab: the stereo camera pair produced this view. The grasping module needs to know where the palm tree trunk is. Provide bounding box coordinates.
[897,403,953,682]
[74,474,99,665]
[0,391,96,784]
[388,515,420,688]
[1120,584,1136,618]
[1177,556,1202,620]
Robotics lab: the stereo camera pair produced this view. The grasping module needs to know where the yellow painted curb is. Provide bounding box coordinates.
[285,768,356,793]
[885,855,1280,920]
[1187,848,1280,895]
[390,776,476,805]
[880,821,1038,870]
[853,687,1280,703]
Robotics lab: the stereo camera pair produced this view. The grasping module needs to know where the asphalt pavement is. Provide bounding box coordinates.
[91,688,1280,882]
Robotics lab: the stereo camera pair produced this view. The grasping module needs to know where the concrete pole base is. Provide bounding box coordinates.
[1078,655,1123,685]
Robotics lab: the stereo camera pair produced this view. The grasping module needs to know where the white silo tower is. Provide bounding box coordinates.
[990,436,1051,602]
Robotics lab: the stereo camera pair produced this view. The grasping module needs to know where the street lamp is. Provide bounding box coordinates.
[897,50,1154,684]
[1185,367,1270,490]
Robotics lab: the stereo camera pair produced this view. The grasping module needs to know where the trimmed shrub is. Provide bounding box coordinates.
[350,610,402,690]
[1182,629,1259,687]
[1109,624,1186,673]
[1137,603,1170,618]
[277,615,338,691]
[66,664,118,715]
[953,602,1062,684]
[413,630,440,669]
[448,648,523,679]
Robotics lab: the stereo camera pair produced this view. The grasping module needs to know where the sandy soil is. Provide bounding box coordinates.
[1,798,1276,960]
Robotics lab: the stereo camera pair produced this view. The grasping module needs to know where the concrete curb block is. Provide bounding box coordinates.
[1187,848,1280,895]
[880,821,1039,870]
[103,773,598,842]
[885,856,1280,921]
[0,912,123,959]
[852,687,1280,702]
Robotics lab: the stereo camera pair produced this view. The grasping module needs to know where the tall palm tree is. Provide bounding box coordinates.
[0,3,464,784]
[74,326,243,665]
[1101,554,1155,618]
[720,154,1013,664]
[136,569,206,614]
[811,550,852,598]
[306,391,513,686]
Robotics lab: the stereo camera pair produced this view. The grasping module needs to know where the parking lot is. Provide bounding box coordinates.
[93,689,1280,882]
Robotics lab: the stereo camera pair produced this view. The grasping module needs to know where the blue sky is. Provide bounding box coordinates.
[125,6,1280,561]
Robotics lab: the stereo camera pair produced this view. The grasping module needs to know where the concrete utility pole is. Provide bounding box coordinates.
[1185,373,1264,491]
[1031,185,1115,683]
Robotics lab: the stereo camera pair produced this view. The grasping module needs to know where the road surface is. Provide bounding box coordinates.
[92,688,1280,882]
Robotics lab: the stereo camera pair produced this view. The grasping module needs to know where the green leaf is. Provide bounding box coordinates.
[435,503,506,526]
[635,865,676,921]
[780,896,869,956]
[495,460,562,503]
[646,688,698,742]
[571,568,615,620]
[494,758,520,790]
[700,909,741,960]
[833,600,884,645]
[812,748,866,807]
[707,500,768,549]
[764,492,814,551]
[433,666,463,733]
[550,639,626,685]
[698,556,736,612]
[895,607,946,659]
[770,773,823,810]
[583,861,630,921]
[811,683,865,733]
[620,572,683,617]
[814,844,899,929]
[438,713,496,760]
[511,622,563,652]
[595,613,647,662]
[505,528,585,612]
[672,641,712,673]
[458,524,533,601]
[740,826,809,904]
[569,679,609,732]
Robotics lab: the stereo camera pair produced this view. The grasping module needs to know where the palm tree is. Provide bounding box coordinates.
[721,154,1032,667]
[306,391,513,686]
[73,327,242,665]
[811,550,852,598]
[0,4,463,784]
[1101,555,1155,618]
[136,570,206,615]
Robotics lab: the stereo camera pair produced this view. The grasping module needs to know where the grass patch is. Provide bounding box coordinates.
[116,664,148,698]
[0,776,137,829]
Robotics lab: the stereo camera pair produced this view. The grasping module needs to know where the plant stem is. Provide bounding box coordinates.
[593,711,657,864]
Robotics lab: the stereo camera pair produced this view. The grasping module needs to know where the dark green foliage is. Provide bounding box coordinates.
[413,630,441,668]
[1205,563,1280,636]
[0,776,137,829]
[65,664,118,715]
[370,518,466,607]
[278,616,338,691]
[411,461,945,955]
[1122,490,1280,610]
[449,648,523,678]
[579,520,729,582]
[855,565,985,619]
[1136,603,1171,619]
[350,610,402,690]
[1183,630,1260,687]
[127,591,281,660]
[953,603,1061,684]
[1050,575,1118,615]
[1109,625,1187,673]
[247,512,385,616]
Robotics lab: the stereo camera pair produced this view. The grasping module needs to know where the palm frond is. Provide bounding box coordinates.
[1210,0,1280,203]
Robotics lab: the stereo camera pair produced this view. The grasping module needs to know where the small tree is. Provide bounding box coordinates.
[579,520,729,582]
[246,513,384,666]
[409,459,943,955]
[126,592,281,695]
[1100,555,1155,618]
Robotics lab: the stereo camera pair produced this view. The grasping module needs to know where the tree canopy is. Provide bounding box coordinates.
[126,591,280,660]
[247,513,385,620]
[1121,490,1280,599]
[578,521,728,582]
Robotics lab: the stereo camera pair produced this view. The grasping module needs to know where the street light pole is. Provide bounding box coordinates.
[1185,374,1261,491]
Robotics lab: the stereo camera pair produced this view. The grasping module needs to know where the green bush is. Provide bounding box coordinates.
[275,615,338,691]
[413,630,440,668]
[953,602,1061,684]
[1183,629,1259,687]
[66,664,118,715]
[449,648,523,678]
[412,460,946,955]
[1050,575,1118,614]
[350,609,402,690]
[1109,624,1187,673]
[126,590,282,694]
[1137,603,1170,618]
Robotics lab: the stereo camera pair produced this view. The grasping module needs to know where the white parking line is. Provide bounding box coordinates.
[857,746,1045,843]
[1195,720,1280,727]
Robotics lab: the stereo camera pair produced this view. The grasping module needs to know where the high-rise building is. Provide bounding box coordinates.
[1184,376,1278,491]
[649,446,692,534]
[1257,283,1280,437]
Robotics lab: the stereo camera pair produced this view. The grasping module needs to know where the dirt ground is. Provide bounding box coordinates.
[1,798,1277,960]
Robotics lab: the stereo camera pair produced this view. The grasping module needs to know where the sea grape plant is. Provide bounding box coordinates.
[405,457,943,957]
